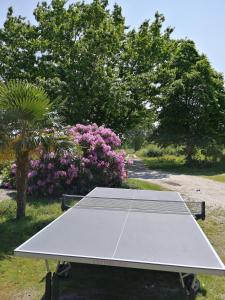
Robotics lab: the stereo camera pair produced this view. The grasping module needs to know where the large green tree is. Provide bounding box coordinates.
[154,40,225,162]
[0,0,172,133]
[0,7,37,81]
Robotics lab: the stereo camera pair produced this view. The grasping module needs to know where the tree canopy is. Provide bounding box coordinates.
[0,0,172,133]
[154,40,225,161]
[0,0,225,158]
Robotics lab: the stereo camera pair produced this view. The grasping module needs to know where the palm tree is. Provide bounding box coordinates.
[0,80,73,219]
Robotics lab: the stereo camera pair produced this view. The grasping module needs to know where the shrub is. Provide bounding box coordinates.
[143,144,163,157]
[2,124,129,195]
[201,142,224,162]
[146,146,163,157]
[138,144,182,157]
[1,163,15,189]
[29,152,79,195]
[163,145,182,156]
[123,123,154,152]
[68,124,128,194]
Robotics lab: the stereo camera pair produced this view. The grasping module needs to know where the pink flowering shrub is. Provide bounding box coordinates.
[2,124,129,195]
[69,124,127,194]
[27,152,79,195]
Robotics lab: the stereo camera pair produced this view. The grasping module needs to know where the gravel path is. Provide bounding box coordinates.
[1,160,224,208]
[128,159,225,208]
[0,188,16,201]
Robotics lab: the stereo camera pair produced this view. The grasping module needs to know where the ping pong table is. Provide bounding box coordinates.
[14,187,225,298]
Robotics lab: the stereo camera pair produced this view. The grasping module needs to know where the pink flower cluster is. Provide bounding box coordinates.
[3,124,129,195]
[69,124,121,149]
[68,124,127,194]
[27,151,79,195]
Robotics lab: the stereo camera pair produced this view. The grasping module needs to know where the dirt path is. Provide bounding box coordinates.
[0,188,16,201]
[128,159,225,208]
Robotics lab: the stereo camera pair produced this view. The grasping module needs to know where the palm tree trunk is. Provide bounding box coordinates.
[16,151,29,219]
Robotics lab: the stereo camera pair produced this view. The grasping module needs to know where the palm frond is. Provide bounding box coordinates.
[12,131,77,156]
[0,80,77,159]
[0,80,52,123]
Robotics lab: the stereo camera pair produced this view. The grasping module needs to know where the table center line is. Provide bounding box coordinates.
[112,205,131,258]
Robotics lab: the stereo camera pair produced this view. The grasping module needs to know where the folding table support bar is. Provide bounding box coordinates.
[44,260,61,300]
[45,272,52,300]
[45,260,50,273]
[52,273,59,300]
[179,273,200,297]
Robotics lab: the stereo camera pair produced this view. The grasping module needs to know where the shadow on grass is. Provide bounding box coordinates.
[0,195,75,261]
[0,215,54,260]
[0,195,62,260]
[26,195,61,206]
[57,263,206,300]
[4,190,17,200]
[0,189,61,205]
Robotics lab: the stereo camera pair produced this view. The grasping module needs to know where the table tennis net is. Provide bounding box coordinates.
[71,196,205,220]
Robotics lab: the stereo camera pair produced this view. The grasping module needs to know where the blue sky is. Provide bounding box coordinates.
[1,0,225,75]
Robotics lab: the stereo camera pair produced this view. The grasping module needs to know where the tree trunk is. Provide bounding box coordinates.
[16,151,29,219]
[185,143,195,165]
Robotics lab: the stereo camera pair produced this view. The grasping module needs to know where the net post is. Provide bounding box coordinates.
[201,201,205,220]
[61,195,71,212]
[61,194,85,212]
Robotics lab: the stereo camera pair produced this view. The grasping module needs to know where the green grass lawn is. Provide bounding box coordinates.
[0,198,61,300]
[123,178,167,191]
[140,155,225,183]
[205,174,225,183]
[0,188,225,299]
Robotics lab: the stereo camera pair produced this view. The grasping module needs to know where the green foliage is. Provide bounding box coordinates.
[137,141,225,181]
[0,158,12,173]
[201,141,224,162]
[137,144,181,157]
[0,1,173,133]
[154,40,225,162]
[0,80,51,124]
[124,117,154,151]
[0,7,37,82]
[0,80,74,218]
[1,0,225,161]
[163,145,181,156]
[142,155,185,172]
[0,163,14,188]
[145,144,163,157]
[0,80,71,156]
[141,153,225,180]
